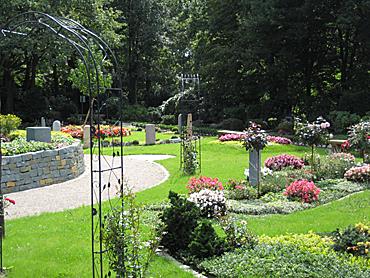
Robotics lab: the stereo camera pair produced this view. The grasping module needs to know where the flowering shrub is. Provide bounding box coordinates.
[284,179,320,203]
[187,176,223,193]
[316,153,356,180]
[344,165,370,182]
[61,125,83,139]
[267,136,292,145]
[219,133,245,142]
[348,121,370,162]
[333,222,370,257]
[264,154,304,171]
[224,179,257,200]
[242,122,268,151]
[188,189,226,218]
[341,140,351,152]
[295,116,331,146]
[0,114,22,136]
[61,125,131,139]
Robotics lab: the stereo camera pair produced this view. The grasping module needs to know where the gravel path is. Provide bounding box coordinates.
[5,154,174,219]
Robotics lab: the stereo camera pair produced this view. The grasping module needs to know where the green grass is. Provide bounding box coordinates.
[4,135,368,277]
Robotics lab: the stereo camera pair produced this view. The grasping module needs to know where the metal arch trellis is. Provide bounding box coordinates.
[0,11,124,277]
[179,73,202,174]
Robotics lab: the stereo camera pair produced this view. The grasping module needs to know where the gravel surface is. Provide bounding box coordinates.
[5,154,174,219]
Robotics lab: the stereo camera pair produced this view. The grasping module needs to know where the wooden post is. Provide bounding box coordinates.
[187,113,193,139]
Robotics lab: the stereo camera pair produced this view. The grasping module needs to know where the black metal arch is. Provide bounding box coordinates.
[0,11,124,277]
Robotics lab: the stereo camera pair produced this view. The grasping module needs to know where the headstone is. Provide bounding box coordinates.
[52,120,61,132]
[41,117,46,127]
[249,149,261,187]
[83,125,91,149]
[178,114,183,134]
[26,127,51,143]
[145,124,156,145]
[187,113,193,138]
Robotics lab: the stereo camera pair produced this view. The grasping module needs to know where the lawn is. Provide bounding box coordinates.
[3,135,369,277]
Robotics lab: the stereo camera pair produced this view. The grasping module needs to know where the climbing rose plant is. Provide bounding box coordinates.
[348,121,370,162]
[264,154,304,171]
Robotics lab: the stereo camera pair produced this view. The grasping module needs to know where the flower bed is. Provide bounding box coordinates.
[264,154,304,171]
[267,135,292,145]
[61,125,131,139]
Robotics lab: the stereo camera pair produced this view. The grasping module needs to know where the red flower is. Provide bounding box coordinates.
[5,197,15,205]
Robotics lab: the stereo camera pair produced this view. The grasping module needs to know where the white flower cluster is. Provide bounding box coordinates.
[244,167,273,180]
[188,189,226,218]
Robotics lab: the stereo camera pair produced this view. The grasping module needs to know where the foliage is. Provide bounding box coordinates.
[200,243,370,278]
[316,153,356,180]
[224,179,257,200]
[333,223,370,257]
[1,137,74,156]
[187,176,223,193]
[0,114,22,136]
[265,154,304,171]
[103,190,160,277]
[159,191,201,253]
[221,217,258,250]
[182,139,199,175]
[188,189,226,218]
[328,111,361,134]
[161,115,176,125]
[344,165,370,183]
[348,121,370,162]
[188,220,225,259]
[276,121,294,134]
[219,118,245,131]
[242,122,268,151]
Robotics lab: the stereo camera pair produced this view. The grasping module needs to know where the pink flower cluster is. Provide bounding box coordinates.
[267,136,292,145]
[344,165,370,182]
[218,133,245,142]
[264,154,304,171]
[187,176,224,193]
[329,152,355,162]
[284,179,320,203]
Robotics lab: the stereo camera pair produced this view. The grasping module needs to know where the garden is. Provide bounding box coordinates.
[1,1,370,278]
[1,114,369,277]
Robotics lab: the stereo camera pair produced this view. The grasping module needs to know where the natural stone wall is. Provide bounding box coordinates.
[1,141,85,193]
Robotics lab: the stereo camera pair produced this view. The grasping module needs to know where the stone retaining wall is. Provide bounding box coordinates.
[1,141,85,193]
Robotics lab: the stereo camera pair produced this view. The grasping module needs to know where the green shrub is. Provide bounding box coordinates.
[276,120,294,134]
[224,179,257,200]
[333,223,370,257]
[219,118,245,131]
[183,139,198,175]
[188,220,225,259]
[0,114,22,136]
[8,130,26,141]
[161,114,176,125]
[200,243,370,278]
[221,217,258,250]
[160,191,201,253]
[328,111,360,134]
[316,153,356,180]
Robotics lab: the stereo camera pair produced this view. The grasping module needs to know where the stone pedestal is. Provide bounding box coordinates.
[145,124,156,145]
[249,149,261,187]
[52,120,61,132]
[26,127,51,143]
[83,125,91,149]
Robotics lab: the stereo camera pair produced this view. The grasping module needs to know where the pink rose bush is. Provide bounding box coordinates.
[187,176,223,193]
[284,179,320,203]
[267,136,292,145]
[329,152,355,162]
[219,133,245,142]
[344,164,370,182]
[264,154,304,171]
